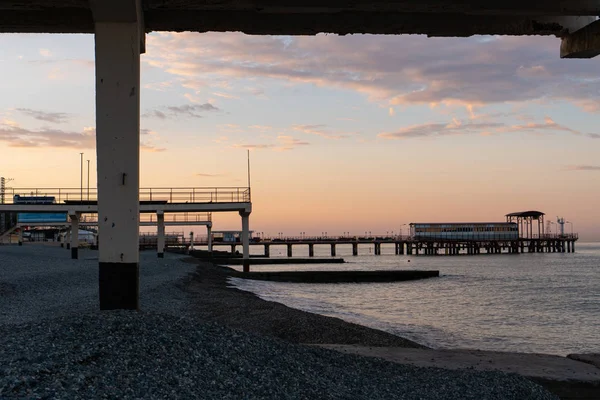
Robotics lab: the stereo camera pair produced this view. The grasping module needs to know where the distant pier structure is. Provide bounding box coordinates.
[203,210,577,257]
[405,210,577,256]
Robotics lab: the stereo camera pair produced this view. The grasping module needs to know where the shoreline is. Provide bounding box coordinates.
[181,257,428,348]
[181,257,600,400]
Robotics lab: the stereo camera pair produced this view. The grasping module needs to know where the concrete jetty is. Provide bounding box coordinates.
[231,270,439,283]
[317,345,600,400]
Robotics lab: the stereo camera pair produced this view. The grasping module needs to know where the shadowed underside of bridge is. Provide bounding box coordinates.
[0,1,599,57]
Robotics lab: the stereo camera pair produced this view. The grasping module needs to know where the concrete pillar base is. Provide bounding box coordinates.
[71,247,78,260]
[18,241,23,246]
[99,262,139,310]
[157,252,164,258]
[243,260,250,273]
[66,243,71,250]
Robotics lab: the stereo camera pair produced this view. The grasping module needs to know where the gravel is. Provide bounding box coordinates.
[0,244,196,325]
[0,245,558,399]
[0,311,557,400]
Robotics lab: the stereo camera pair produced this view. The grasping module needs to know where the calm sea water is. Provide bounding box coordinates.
[227,242,600,356]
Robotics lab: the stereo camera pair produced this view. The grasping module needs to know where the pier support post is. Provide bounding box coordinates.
[572,241,576,252]
[309,243,314,257]
[287,243,293,257]
[231,244,236,254]
[157,212,165,258]
[399,242,404,255]
[264,244,270,257]
[18,227,23,246]
[70,212,80,259]
[66,229,71,250]
[93,1,144,310]
[330,243,336,257]
[240,211,250,272]
[207,225,213,253]
[352,242,358,256]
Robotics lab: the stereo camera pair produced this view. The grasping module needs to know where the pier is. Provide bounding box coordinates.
[182,234,579,257]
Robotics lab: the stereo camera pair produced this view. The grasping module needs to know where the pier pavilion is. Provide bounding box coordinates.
[1,1,598,309]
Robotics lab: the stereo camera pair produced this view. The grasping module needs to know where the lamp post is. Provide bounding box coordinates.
[86,159,90,201]
[566,221,573,236]
[79,152,84,201]
[400,223,407,238]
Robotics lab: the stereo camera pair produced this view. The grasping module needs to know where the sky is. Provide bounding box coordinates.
[0,32,599,240]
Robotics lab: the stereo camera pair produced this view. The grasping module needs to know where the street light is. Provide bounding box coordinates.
[86,159,90,201]
[566,221,574,236]
[79,152,84,201]
[401,223,408,237]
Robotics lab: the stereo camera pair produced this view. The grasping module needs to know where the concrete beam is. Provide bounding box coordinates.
[89,0,145,53]
[70,213,79,259]
[561,19,600,58]
[240,211,250,273]
[157,211,165,258]
[95,20,141,310]
[144,11,592,37]
[0,202,251,213]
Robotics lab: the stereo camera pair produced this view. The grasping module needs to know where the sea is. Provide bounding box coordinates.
[226,242,600,356]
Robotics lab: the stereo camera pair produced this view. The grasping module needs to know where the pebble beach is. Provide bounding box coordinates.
[0,245,558,399]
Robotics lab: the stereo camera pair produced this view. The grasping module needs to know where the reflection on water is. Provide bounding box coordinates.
[227,242,600,355]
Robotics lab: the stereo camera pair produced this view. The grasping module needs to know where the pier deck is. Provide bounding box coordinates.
[187,234,579,257]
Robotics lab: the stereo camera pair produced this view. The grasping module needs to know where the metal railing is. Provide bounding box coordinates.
[1,187,251,204]
[78,213,212,223]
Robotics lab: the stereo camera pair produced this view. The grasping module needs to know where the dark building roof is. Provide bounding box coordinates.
[505,211,545,218]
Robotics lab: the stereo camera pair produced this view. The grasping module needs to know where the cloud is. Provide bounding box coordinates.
[230,135,309,152]
[276,135,310,151]
[196,173,225,177]
[145,32,600,112]
[292,124,353,139]
[143,81,174,91]
[0,120,163,151]
[0,122,95,148]
[212,92,239,99]
[566,165,600,171]
[378,116,584,140]
[232,144,275,150]
[16,108,69,124]
[39,49,51,57]
[143,103,219,119]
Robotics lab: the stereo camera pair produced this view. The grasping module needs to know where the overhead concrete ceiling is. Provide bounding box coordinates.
[0,1,598,57]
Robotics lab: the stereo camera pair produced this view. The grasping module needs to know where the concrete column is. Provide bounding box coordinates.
[352,243,358,256]
[231,244,236,254]
[399,242,404,255]
[287,244,293,257]
[157,212,165,258]
[330,243,336,257]
[95,16,142,310]
[572,241,576,252]
[240,211,250,272]
[66,229,71,250]
[207,225,213,252]
[308,243,314,257]
[264,244,270,257]
[70,213,80,259]
[18,228,23,246]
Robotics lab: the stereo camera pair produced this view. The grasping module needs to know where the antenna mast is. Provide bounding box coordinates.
[247,149,251,189]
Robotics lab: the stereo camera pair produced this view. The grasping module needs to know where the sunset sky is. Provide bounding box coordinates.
[0,32,599,240]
